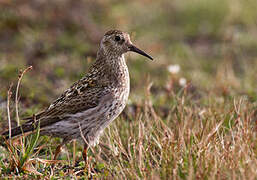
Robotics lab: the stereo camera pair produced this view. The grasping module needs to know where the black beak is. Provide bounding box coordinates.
[128,45,153,60]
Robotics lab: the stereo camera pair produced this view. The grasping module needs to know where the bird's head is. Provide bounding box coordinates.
[100,30,153,60]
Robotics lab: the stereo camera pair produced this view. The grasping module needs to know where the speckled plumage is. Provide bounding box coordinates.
[2,29,153,163]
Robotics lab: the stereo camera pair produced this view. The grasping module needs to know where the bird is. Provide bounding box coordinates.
[1,29,153,167]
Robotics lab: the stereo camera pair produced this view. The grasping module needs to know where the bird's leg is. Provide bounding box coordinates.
[54,144,63,160]
[51,142,65,168]
[82,143,89,172]
[82,143,88,164]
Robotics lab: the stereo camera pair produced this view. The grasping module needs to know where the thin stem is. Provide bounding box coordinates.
[15,66,32,157]
[7,83,13,139]
[15,66,32,126]
[73,140,76,167]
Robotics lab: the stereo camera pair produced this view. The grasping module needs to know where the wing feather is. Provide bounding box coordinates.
[2,76,110,139]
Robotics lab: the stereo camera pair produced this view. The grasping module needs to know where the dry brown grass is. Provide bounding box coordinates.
[1,74,256,179]
[87,86,257,179]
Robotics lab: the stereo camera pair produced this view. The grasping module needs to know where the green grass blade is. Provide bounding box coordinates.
[19,122,40,168]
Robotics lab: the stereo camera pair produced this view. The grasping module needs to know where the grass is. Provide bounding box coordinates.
[0,0,257,179]
[0,73,256,179]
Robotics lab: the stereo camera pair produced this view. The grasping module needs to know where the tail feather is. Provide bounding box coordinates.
[1,123,37,140]
[1,114,62,144]
[1,112,45,141]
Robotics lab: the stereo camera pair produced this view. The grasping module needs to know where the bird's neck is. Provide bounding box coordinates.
[91,49,129,87]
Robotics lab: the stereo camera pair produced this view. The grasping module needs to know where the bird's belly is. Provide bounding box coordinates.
[78,89,129,146]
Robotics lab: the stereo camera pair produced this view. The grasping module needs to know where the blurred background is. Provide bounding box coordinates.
[0,0,257,127]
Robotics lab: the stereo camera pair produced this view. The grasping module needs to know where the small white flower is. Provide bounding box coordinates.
[199,109,206,116]
[167,64,180,74]
[179,77,187,87]
[113,145,119,156]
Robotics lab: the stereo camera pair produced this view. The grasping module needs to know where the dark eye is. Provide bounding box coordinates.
[115,35,121,41]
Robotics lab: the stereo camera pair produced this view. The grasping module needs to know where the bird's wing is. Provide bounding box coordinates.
[2,75,112,139]
[24,76,111,128]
